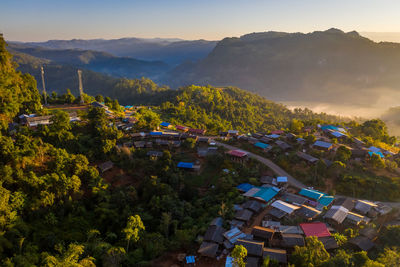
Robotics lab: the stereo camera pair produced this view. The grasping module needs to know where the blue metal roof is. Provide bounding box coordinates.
[150,131,163,136]
[318,195,334,206]
[253,187,278,202]
[368,146,381,153]
[368,151,384,158]
[266,134,280,139]
[330,131,346,138]
[313,140,332,149]
[321,125,339,131]
[254,142,269,149]
[186,256,195,264]
[277,176,288,183]
[225,256,233,267]
[177,162,194,169]
[237,183,255,192]
[299,188,324,200]
[160,122,170,127]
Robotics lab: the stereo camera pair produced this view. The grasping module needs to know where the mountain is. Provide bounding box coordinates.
[7,43,170,81]
[167,29,400,108]
[17,37,218,65]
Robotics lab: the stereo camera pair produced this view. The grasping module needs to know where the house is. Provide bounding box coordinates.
[271,130,284,135]
[277,176,288,185]
[351,148,369,159]
[228,130,239,136]
[313,140,333,151]
[296,205,321,220]
[270,200,300,215]
[150,131,163,137]
[286,133,296,139]
[254,142,270,151]
[334,198,355,211]
[156,139,170,146]
[25,115,52,127]
[262,220,281,229]
[349,236,375,251]
[328,130,347,139]
[298,188,324,201]
[275,140,292,150]
[353,138,365,147]
[236,239,264,257]
[210,217,223,227]
[260,136,273,144]
[324,206,349,224]
[345,212,365,226]
[252,133,264,139]
[300,222,331,238]
[134,141,146,148]
[198,242,219,257]
[91,101,108,110]
[277,226,304,235]
[359,227,378,240]
[177,162,200,170]
[250,187,279,203]
[260,176,277,186]
[98,161,114,173]
[355,200,377,215]
[204,225,225,244]
[223,227,247,244]
[236,183,255,193]
[318,236,339,250]
[188,128,206,135]
[280,233,305,248]
[245,257,259,267]
[197,136,210,143]
[160,122,171,128]
[268,208,287,219]
[234,209,253,223]
[263,248,287,264]
[297,151,319,164]
[176,125,189,132]
[226,150,248,162]
[242,200,262,213]
[147,151,163,159]
[281,192,307,205]
[251,226,275,244]
[266,134,280,139]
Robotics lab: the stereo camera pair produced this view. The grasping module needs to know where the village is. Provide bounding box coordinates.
[15,101,400,267]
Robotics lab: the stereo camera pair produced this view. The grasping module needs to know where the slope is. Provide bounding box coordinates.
[167,29,400,108]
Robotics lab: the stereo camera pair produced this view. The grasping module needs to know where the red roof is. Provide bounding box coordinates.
[189,128,206,134]
[176,125,188,130]
[227,150,248,158]
[300,222,331,238]
[271,130,284,135]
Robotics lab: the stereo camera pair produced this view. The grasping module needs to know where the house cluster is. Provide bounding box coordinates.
[226,124,398,165]
[18,112,80,128]
[196,174,392,266]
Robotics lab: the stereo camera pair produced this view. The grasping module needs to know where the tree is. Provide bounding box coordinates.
[336,146,351,163]
[95,95,104,103]
[62,89,76,104]
[332,233,347,246]
[231,245,247,267]
[376,248,400,267]
[290,236,330,267]
[370,153,385,169]
[122,215,145,252]
[50,110,71,131]
[290,119,304,133]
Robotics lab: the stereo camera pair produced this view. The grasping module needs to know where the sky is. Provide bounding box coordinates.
[1,0,400,42]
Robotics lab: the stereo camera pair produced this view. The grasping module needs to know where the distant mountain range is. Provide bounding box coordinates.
[8,29,400,114]
[7,43,169,81]
[15,37,218,65]
[167,29,400,108]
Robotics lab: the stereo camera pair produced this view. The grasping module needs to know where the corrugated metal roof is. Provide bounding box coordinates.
[271,200,300,214]
[237,183,255,192]
[300,222,331,237]
[254,142,269,149]
[299,188,324,200]
[177,162,194,169]
[313,140,333,149]
[253,187,278,202]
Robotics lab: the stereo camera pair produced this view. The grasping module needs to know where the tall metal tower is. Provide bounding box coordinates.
[77,69,84,104]
[40,66,47,105]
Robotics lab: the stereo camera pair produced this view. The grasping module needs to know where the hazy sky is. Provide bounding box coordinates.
[2,0,400,41]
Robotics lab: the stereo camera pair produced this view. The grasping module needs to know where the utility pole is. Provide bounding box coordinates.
[40,66,47,105]
[77,69,84,104]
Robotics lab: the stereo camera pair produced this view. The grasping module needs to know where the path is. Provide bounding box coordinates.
[214,141,307,189]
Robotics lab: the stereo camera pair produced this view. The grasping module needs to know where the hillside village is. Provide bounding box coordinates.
[15,100,400,267]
